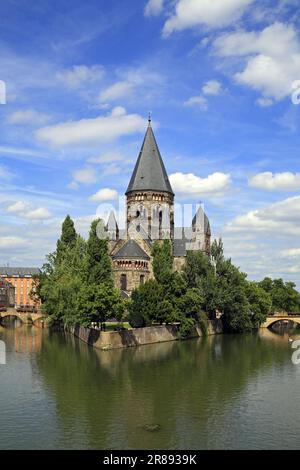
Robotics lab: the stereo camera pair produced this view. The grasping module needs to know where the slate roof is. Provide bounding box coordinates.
[192,208,211,236]
[126,124,174,195]
[173,227,192,257]
[173,239,188,257]
[106,211,118,231]
[113,240,150,260]
[0,267,41,277]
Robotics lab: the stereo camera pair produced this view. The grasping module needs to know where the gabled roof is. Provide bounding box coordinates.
[112,239,150,260]
[0,267,41,277]
[126,123,174,195]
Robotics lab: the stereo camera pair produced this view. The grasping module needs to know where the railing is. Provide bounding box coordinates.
[268,312,300,317]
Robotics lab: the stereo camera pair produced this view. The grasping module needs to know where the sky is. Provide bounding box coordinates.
[0,0,300,287]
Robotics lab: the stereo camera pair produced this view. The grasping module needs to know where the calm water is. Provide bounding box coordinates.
[0,324,300,450]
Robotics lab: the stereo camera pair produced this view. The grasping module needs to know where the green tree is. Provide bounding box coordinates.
[56,215,77,265]
[75,284,125,327]
[86,219,112,285]
[183,250,212,288]
[177,288,203,322]
[152,240,173,285]
[259,277,300,313]
[40,236,87,323]
[246,282,272,327]
[128,280,164,327]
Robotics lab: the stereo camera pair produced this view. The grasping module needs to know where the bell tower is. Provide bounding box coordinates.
[125,118,174,242]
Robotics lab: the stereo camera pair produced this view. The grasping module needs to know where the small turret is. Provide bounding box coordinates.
[106,211,119,241]
[188,205,211,254]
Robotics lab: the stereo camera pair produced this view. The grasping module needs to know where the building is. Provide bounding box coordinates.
[0,278,15,307]
[105,119,211,295]
[0,267,41,308]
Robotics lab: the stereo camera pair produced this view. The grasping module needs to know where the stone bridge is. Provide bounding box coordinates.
[261,314,300,329]
[0,309,46,326]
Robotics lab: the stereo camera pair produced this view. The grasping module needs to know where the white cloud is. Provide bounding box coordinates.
[98,67,163,104]
[36,107,146,146]
[145,0,164,17]
[6,201,27,214]
[99,81,133,102]
[163,0,253,36]
[87,151,122,164]
[89,188,119,202]
[226,196,300,235]
[184,95,208,109]
[202,79,222,95]
[249,172,300,191]
[281,248,300,257]
[72,167,98,185]
[0,236,26,248]
[56,64,105,89]
[23,207,52,220]
[256,97,273,107]
[7,109,52,126]
[169,172,231,197]
[4,200,52,220]
[213,22,300,101]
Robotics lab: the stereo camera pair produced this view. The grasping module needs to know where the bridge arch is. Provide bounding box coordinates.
[0,315,23,327]
[261,316,300,329]
[0,312,46,326]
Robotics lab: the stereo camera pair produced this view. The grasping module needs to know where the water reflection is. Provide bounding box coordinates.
[0,325,299,449]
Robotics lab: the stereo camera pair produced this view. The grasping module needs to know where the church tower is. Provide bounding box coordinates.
[125,118,174,242]
[108,117,211,296]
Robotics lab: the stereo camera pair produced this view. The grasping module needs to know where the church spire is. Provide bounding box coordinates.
[125,122,174,195]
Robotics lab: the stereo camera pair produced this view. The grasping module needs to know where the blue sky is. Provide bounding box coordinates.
[0,0,300,286]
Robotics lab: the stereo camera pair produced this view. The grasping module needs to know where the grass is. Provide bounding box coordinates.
[104,322,132,331]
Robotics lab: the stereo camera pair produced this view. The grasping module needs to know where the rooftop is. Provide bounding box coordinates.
[0,267,41,277]
[126,123,174,195]
[113,239,150,260]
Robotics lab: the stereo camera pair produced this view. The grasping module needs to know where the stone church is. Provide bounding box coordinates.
[105,119,211,295]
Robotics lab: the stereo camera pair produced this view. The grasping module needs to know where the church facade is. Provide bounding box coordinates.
[105,120,211,296]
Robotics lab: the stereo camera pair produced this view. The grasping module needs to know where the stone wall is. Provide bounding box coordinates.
[173,256,186,272]
[113,267,150,292]
[66,319,223,351]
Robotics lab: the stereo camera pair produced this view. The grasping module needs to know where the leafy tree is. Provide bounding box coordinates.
[128,280,164,327]
[211,238,225,267]
[183,250,212,288]
[86,219,112,285]
[75,284,125,327]
[40,236,87,323]
[56,215,77,265]
[177,288,203,322]
[152,239,173,285]
[259,277,300,313]
[246,282,272,327]
[37,217,118,328]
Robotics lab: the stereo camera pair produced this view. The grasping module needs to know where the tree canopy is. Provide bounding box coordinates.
[37,215,124,326]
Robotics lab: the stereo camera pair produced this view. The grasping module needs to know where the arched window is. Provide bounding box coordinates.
[120,274,127,291]
[159,210,163,232]
[140,275,145,285]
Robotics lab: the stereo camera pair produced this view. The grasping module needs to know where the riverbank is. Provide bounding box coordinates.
[65,319,223,350]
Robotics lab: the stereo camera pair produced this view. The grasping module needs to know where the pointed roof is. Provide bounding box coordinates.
[126,123,174,195]
[106,211,118,231]
[192,207,211,236]
[112,239,150,260]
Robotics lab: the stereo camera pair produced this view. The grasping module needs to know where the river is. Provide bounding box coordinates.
[0,324,299,450]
